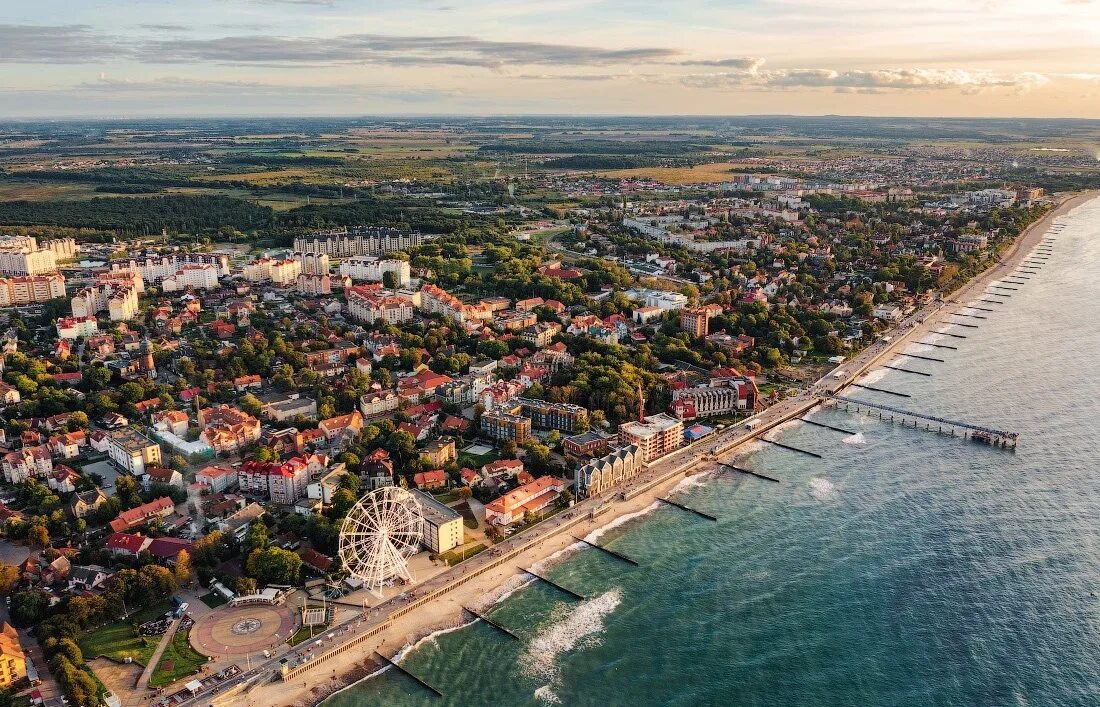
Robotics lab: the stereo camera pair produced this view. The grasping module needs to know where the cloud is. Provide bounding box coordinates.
[677,57,765,70]
[73,74,457,103]
[138,24,190,32]
[0,24,119,63]
[680,66,1050,93]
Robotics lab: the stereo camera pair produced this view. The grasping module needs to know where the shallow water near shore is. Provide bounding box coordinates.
[324,197,1100,707]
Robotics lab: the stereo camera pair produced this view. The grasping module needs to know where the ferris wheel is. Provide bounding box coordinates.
[338,486,424,597]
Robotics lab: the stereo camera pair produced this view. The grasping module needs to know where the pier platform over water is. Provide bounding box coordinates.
[822,395,1018,448]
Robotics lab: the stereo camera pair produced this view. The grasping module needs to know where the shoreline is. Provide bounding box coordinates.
[220,190,1096,707]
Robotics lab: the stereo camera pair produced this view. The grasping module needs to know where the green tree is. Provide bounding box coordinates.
[242,521,270,557]
[246,547,302,585]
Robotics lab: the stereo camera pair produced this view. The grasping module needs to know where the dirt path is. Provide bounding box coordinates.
[136,618,179,690]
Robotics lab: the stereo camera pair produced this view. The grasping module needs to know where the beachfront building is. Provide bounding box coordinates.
[107,428,162,475]
[411,489,464,553]
[575,444,644,498]
[484,475,565,526]
[618,413,683,462]
[670,378,758,420]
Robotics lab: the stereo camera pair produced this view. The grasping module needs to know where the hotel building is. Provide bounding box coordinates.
[618,413,683,462]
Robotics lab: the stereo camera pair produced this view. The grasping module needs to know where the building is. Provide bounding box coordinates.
[108,496,175,533]
[259,393,318,422]
[339,256,411,286]
[152,409,190,437]
[293,227,423,257]
[411,489,464,553]
[198,405,262,454]
[56,315,99,340]
[0,623,27,688]
[513,398,588,434]
[244,257,301,285]
[0,273,66,306]
[196,464,238,493]
[481,409,532,444]
[680,304,723,337]
[318,411,364,441]
[618,413,683,462]
[297,273,332,296]
[239,460,309,504]
[419,438,457,467]
[107,428,162,475]
[360,390,400,419]
[70,487,110,519]
[306,465,349,505]
[161,263,220,291]
[563,430,616,458]
[520,322,562,348]
[670,378,758,420]
[419,283,492,325]
[347,291,414,325]
[0,245,56,276]
[293,251,330,276]
[575,444,644,498]
[484,475,565,526]
[111,252,231,283]
[1,446,52,483]
[645,291,690,311]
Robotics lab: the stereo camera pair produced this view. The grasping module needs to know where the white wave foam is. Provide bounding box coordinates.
[584,501,662,543]
[858,368,888,385]
[809,477,839,502]
[520,589,623,683]
[671,470,714,493]
[842,432,866,445]
[393,617,478,663]
[534,685,561,704]
[528,541,585,574]
[473,572,539,611]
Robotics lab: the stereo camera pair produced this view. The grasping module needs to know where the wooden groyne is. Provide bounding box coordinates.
[463,607,521,640]
[373,652,444,697]
[798,418,857,435]
[852,382,911,398]
[759,437,823,458]
[657,497,719,521]
[523,569,587,600]
[917,341,958,350]
[571,536,640,566]
[882,364,931,376]
[898,353,945,362]
[717,463,780,484]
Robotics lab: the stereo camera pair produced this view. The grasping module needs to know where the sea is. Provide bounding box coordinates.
[323,196,1100,707]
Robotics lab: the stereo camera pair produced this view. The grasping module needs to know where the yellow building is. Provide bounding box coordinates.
[0,622,27,688]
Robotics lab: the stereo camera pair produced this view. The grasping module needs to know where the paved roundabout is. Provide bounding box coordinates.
[190,603,297,657]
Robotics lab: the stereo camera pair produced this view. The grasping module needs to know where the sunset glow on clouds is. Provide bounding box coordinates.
[1,0,1098,117]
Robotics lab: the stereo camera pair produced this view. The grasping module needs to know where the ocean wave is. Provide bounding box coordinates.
[809,477,839,502]
[393,618,478,663]
[858,368,888,385]
[519,588,623,683]
[472,572,539,611]
[527,541,585,575]
[584,501,663,543]
[671,470,714,493]
[842,432,866,445]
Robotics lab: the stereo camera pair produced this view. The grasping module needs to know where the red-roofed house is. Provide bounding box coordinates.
[108,496,175,533]
[413,469,447,490]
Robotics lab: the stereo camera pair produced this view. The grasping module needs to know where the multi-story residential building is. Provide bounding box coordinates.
[411,489,464,553]
[55,315,99,340]
[238,460,310,504]
[563,430,616,458]
[520,322,562,348]
[481,409,532,444]
[618,413,683,462]
[680,304,723,337]
[360,390,400,419]
[198,405,262,453]
[576,444,644,498]
[293,227,423,257]
[71,281,140,322]
[297,273,332,296]
[244,257,301,285]
[645,291,690,311]
[419,283,493,325]
[0,273,66,306]
[0,623,27,689]
[512,398,589,434]
[347,290,414,324]
[484,475,565,526]
[0,246,56,275]
[0,383,20,406]
[1,445,52,483]
[318,411,364,441]
[111,252,230,282]
[339,256,411,286]
[107,428,162,475]
[293,251,330,276]
[161,263,220,291]
[419,438,457,467]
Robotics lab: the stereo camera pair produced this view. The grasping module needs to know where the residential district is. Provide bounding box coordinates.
[0,172,1052,707]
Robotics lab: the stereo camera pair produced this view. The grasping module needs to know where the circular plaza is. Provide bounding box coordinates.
[190,603,297,657]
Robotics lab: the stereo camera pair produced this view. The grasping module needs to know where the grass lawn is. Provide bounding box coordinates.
[458,449,500,469]
[78,603,172,665]
[198,592,228,609]
[288,624,326,647]
[452,501,479,529]
[439,543,487,566]
[149,628,208,688]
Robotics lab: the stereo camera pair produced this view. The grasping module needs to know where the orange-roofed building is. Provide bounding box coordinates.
[484,475,564,526]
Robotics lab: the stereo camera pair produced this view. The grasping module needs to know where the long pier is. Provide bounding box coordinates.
[572,536,640,566]
[882,364,931,376]
[658,497,719,521]
[523,569,586,600]
[463,607,521,640]
[823,395,1018,448]
[798,418,857,435]
[759,438,823,458]
[373,652,444,697]
[852,382,911,398]
[717,463,780,483]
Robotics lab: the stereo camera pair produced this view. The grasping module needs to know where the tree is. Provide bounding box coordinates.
[174,550,193,585]
[239,393,263,418]
[246,547,302,586]
[242,521,270,557]
[331,489,356,518]
[382,270,397,289]
[27,524,50,548]
[235,576,256,595]
[10,590,49,626]
[0,564,18,594]
[115,475,142,509]
[137,565,177,605]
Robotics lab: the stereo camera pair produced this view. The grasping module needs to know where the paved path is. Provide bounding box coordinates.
[136,618,179,690]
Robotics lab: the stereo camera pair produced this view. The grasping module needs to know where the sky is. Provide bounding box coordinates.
[1,0,1099,119]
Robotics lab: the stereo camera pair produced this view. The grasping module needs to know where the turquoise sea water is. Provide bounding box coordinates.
[325,197,1100,707]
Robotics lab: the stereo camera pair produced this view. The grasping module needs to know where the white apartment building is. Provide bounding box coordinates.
[292,251,330,276]
[244,257,301,285]
[347,291,414,324]
[162,263,220,291]
[107,428,162,475]
[339,256,411,286]
[56,316,99,340]
[71,283,139,322]
[0,248,56,276]
[645,291,690,311]
[110,253,231,283]
[293,227,423,257]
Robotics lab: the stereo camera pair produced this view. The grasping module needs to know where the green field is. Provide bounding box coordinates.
[78,603,171,665]
[149,628,208,688]
[439,543,488,566]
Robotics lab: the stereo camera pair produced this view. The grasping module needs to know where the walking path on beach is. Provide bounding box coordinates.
[181,190,1096,707]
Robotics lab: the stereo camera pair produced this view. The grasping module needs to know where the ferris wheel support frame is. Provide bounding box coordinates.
[338,486,425,598]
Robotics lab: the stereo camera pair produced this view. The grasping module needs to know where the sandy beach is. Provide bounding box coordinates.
[211,190,1096,707]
